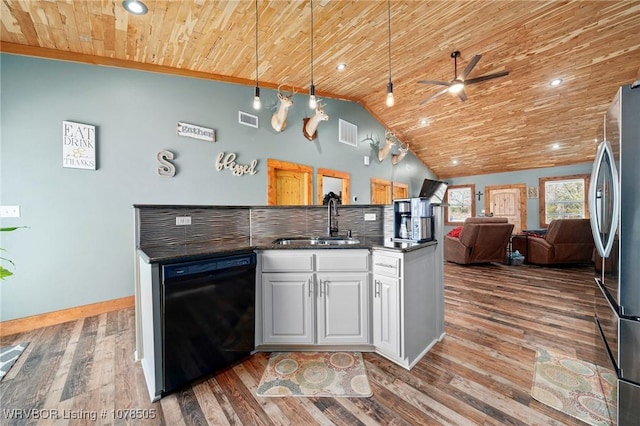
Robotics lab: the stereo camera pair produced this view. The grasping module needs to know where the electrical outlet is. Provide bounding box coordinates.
[176,216,192,226]
[0,205,20,218]
[364,213,377,221]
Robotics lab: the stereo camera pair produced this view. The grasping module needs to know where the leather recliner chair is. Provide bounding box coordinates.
[511,218,594,265]
[444,217,514,265]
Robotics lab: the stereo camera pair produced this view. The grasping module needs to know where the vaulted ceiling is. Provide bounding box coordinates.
[2,1,639,178]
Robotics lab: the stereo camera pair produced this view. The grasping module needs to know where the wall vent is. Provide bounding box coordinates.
[339,119,358,147]
[238,111,259,128]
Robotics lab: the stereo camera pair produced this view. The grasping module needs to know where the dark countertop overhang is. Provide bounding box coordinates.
[138,237,438,264]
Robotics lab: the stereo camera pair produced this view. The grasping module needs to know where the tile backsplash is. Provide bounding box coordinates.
[136,205,389,249]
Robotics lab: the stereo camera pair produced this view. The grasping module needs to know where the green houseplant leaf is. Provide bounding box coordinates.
[1,226,27,280]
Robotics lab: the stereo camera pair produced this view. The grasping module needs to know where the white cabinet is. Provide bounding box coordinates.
[372,243,442,369]
[259,250,370,347]
[262,272,314,344]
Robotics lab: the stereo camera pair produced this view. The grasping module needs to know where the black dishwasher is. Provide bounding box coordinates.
[161,252,256,394]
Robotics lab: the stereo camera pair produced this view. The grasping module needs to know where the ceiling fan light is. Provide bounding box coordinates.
[122,0,148,15]
[449,80,464,94]
[386,82,395,107]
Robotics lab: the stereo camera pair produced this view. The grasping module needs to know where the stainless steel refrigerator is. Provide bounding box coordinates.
[589,84,640,425]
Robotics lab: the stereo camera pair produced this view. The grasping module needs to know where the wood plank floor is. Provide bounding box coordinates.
[1,262,601,425]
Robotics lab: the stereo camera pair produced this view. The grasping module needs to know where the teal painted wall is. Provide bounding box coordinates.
[0,54,435,321]
[445,162,593,231]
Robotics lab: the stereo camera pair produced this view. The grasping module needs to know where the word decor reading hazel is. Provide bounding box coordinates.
[216,152,258,176]
[177,122,216,142]
[62,121,96,170]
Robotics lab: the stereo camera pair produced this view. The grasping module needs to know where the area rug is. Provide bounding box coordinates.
[530,347,616,426]
[256,352,372,397]
[0,342,29,381]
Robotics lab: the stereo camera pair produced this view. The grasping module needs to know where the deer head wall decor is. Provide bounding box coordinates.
[392,141,410,165]
[271,83,296,132]
[302,101,329,141]
[378,130,396,162]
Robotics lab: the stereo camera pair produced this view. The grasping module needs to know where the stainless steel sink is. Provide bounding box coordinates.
[272,236,361,246]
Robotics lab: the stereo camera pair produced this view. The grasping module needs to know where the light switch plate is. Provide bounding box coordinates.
[176,216,192,225]
[0,205,20,218]
[364,213,376,221]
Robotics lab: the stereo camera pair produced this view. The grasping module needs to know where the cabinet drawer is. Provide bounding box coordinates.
[372,255,401,277]
[316,250,369,272]
[261,251,314,272]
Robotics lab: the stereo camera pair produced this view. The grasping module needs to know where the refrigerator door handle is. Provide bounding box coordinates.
[589,140,620,258]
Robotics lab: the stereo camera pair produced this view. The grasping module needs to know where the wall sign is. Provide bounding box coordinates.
[216,152,258,176]
[157,150,176,177]
[177,121,215,142]
[62,121,96,170]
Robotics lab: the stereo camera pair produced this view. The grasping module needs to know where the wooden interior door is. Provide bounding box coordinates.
[392,182,408,200]
[371,178,392,204]
[267,159,313,205]
[484,184,526,234]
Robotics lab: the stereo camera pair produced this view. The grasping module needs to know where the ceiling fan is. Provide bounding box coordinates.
[417,51,509,104]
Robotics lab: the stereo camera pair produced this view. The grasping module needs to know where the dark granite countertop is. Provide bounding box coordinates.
[138,237,438,264]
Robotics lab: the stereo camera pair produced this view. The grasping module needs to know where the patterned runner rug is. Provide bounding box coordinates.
[0,342,29,381]
[256,352,372,397]
[530,347,616,426]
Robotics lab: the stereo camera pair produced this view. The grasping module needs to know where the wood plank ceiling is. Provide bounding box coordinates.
[2,1,639,178]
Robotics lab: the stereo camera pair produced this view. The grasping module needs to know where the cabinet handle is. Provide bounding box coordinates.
[375,262,395,269]
[319,280,324,297]
[374,280,380,297]
[309,277,313,297]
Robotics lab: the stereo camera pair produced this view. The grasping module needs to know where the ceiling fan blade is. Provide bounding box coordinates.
[417,80,451,86]
[464,71,510,85]
[419,88,449,105]
[457,89,468,102]
[460,54,482,80]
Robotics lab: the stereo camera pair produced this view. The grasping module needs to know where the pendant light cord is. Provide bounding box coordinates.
[387,0,391,84]
[310,0,314,85]
[255,0,259,86]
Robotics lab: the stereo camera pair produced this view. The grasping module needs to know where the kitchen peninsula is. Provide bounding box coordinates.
[133,203,445,400]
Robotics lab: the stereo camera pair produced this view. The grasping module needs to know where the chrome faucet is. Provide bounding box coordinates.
[327,198,339,237]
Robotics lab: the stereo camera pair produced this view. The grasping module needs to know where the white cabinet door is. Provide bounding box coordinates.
[316,272,369,344]
[372,274,400,358]
[262,273,314,344]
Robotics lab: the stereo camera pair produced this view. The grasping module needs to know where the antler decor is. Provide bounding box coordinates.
[302,101,329,141]
[378,129,396,162]
[392,141,410,165]
[271,82,296,132]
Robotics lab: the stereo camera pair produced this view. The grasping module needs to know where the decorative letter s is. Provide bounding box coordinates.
[157,150,176,177]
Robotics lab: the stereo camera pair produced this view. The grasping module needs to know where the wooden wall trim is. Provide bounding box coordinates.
[0,296,134,337]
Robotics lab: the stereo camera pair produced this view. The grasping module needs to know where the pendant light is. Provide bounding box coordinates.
[308,0,317,109]
[252,0,261,109]
[385,0,394,107]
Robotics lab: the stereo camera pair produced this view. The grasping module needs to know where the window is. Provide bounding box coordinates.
[539,174,590,227]
[445,184,475,225]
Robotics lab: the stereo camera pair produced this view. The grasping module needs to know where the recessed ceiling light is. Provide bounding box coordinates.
[419,118,429,126]
[122,0,148,15]
[452,159,459,165]
[549,78,563,87]
[551,143,560,150]
[336,63,347,71]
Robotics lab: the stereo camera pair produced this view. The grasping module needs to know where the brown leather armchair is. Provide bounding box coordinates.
[444,217,514,265]
[511,219,594,265]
